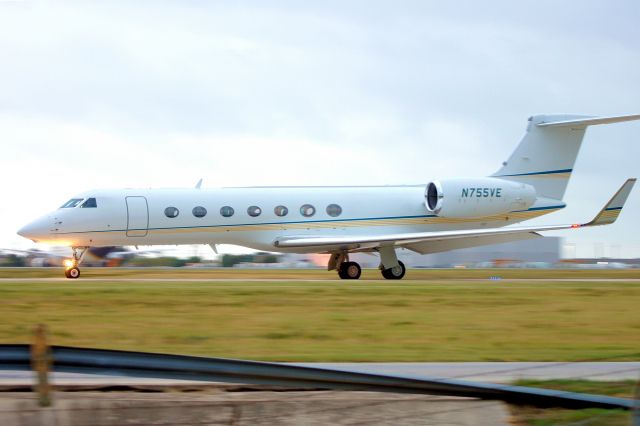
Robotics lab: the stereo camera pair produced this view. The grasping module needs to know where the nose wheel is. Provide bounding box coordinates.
[64,247,88,279]
[64,266,81,279]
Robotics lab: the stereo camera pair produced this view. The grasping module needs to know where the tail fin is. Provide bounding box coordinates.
[492,114,640,200]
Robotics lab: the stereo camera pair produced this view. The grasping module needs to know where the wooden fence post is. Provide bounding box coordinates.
[31,324,52,407]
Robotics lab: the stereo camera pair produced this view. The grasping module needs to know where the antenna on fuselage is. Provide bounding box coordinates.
[195,178,203,189]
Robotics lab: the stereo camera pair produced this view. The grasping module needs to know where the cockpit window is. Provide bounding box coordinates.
[60,198,84,208]
[80,198,97,208]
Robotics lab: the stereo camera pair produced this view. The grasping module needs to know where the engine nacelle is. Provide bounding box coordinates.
[425,178,536,218]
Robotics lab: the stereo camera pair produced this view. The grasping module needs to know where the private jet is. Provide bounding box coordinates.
[18,114,638,279]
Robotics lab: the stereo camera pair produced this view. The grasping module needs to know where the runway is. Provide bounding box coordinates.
[2,277,640,283]
[2,362,639,386]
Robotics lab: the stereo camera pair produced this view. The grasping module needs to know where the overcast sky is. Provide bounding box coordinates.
[1,1,639,258]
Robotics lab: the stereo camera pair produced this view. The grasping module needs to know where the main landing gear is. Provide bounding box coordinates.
[380,261,406,280]
[338,261,362,279]
[328,253,361,279]
[328,247,407,280]
[64,247,88,279]
[377,246,406,280]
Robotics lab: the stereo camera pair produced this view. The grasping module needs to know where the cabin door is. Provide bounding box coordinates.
[125,196,149,237]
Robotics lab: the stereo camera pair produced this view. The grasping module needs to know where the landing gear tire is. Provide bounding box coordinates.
[381,261,406,280]
[65,267,81,279]
[64,247,88,279]
[338,261,361,280]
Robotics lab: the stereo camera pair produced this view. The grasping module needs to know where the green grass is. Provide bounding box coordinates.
[510,380,636,425]
[1,268,640,361]
[514,379,637,397]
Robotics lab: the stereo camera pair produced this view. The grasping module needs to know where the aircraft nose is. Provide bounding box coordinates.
[17,218,50,242]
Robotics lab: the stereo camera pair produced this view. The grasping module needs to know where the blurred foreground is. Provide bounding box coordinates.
[2,268,639,425]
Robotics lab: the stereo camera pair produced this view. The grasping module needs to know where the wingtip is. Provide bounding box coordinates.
[620,178,637,192]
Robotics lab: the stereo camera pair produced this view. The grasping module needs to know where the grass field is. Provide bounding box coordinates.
[1,268,639,362]
[510,380,635,426]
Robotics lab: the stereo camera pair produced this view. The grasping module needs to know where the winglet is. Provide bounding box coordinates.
[582,178,636,227]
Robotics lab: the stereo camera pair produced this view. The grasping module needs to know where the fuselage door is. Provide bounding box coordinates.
[125,196,149,237]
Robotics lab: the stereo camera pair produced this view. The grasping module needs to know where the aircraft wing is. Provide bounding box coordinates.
[273,178,636,253]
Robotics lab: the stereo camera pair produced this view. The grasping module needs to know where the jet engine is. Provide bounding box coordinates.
[425,177,536,218]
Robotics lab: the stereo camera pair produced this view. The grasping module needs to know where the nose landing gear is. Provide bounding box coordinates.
[64,265,80,279]
[64,247,88,279]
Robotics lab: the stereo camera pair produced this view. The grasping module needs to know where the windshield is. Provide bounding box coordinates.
[80,198,97,208]
[60,198,84,208]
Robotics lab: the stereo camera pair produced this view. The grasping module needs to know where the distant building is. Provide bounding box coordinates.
[560,258,640,267]
[396,237,561,267]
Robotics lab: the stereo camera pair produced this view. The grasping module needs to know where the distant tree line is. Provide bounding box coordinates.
[1,252,281,268]
[221,253,280,267]
[0,254,26,267]
[124,256,203,267]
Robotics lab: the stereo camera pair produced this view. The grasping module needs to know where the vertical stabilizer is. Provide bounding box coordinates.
[492,114,588,201]
[493,114,640,201]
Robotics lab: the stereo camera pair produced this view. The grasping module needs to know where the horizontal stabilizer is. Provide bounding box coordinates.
[537,114,640,128]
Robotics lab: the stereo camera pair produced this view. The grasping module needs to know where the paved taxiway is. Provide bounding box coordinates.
[3,277,640,283]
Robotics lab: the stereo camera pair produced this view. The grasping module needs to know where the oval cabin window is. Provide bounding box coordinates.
[220,206,235,217]
[192,206,207,218]
[248,206,262,217]
[300,204,316,217]
[164,207,179,218]
[326,204,342,217]
[274,205,288,217]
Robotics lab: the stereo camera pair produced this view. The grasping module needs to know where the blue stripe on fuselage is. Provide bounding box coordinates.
[55,205,566,235]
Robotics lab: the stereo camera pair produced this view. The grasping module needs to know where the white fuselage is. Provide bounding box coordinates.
[18,185,563,253]
[16,113,639,280]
